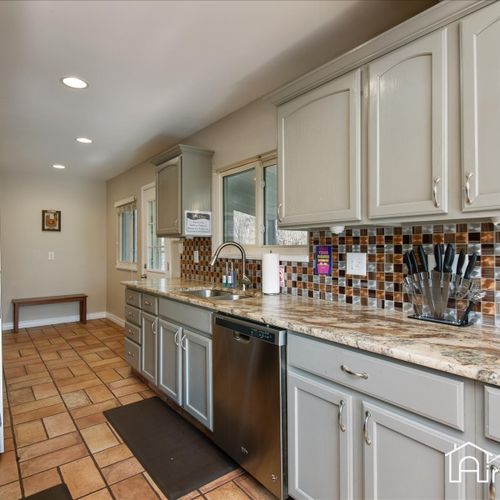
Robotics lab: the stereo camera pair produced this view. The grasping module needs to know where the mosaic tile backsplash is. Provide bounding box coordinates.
[180,222,500,326]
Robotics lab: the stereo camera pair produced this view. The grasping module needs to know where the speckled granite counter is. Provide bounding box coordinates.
[122,278,500,387]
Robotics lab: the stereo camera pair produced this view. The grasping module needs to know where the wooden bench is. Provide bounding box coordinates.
[12,294,88,333]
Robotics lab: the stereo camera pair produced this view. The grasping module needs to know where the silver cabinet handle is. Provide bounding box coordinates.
[363,411,372,445]
[174,218,178,227]
[465,172,474,205]
[152,319,157,335]
[181,334,187,351]
[277,203,283,224]
[128,295,134,301]
[338,400,346,432]
[144,300,152,306]
[174,330,180,347]
[127,351,134,358]
[490,465,499,500]
[432,177,441,208]
[341,364,368,379]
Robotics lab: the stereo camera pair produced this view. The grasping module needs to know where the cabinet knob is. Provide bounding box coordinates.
[341,364,368,379]
[432,177,441,208]
[338,399,346,432]
[363,411,372,446]
[490,465,498,500]
[465,172,474,205]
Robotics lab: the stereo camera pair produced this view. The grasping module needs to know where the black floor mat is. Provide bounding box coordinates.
[104,397,237,499]
[24,483,72,500]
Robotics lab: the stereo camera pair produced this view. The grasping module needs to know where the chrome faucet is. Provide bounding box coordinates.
[209,241,252,291]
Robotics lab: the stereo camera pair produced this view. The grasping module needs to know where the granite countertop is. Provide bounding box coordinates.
[122,278,500,387]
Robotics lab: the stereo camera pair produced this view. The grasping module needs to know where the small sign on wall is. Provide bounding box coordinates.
[184,211,212,236]
[315,245,332,275]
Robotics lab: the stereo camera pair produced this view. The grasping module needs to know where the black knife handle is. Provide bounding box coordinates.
[417,245,428,273]
[456,250,466,276]
[408,250,419,275]
[404,252,414,275]
[464,253,478,279]
[434,244,443,272]
[443,244,455,273]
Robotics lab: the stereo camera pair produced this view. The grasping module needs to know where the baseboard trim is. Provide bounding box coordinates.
[2,312,107,332]
[105,312,125,328]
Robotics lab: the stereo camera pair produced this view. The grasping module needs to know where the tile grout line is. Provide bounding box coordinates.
[23,322,120,500]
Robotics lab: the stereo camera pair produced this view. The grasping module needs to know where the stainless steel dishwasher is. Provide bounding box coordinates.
[212,313,287,499]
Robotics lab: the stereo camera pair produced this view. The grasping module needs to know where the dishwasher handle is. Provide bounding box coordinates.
[233,332,251,344]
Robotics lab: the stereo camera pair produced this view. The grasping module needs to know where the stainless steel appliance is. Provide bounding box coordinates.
[213,314,286,499]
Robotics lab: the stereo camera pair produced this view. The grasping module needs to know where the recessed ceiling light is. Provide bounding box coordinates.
[60,76,88,89]
[52,164,66,169]
[76,137,93,144]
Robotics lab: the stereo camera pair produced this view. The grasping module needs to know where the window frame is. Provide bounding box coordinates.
[214,151,308,261]
[115,197,138,271]
[141,183,166,275]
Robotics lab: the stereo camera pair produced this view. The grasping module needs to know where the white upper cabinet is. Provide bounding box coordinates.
[461,2,500,213]
[277,69,361,227]
[368,29,448,219]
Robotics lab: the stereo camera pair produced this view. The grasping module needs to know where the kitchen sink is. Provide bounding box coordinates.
[184,289,251,300]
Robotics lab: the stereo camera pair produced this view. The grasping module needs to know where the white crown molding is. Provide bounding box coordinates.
[265,0,493,105]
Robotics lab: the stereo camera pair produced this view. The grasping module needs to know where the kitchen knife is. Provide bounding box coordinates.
[403,252,415,275]
[417,245,428,273]
[464,253,478,280]
[434,244,443,272]
[408,250,419,275]
[455,250,466,276]
[443,244,455,273]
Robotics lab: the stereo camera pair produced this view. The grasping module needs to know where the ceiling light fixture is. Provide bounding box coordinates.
[52,164,66,169]
[76,137,93,144]
[60,76,88,89]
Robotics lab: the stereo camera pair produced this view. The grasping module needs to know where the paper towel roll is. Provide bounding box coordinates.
[262,252,280,295]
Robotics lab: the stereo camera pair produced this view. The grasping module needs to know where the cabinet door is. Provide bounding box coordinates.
[157,319,182,405]
[363,402,466,500]
[182,329,213,430]
[288,370,354,500]
[141,312,157,384]
[461,3,500,212]
[368,29,448,219]
[278,69,361,226]
[155,156,181,236]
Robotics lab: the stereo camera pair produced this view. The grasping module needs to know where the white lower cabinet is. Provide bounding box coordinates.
[183,329,213,430]
[141,312,157,384]
[363,402,466,500]
[157,319,182,405]
[288,370,354,500]
[288,333,476,500]
[157,320,213,430]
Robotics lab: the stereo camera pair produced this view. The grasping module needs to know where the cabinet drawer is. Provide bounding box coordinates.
[159,298,212,334]
[141,293,158,314]
[288,333,465,430]
[125,289,142,308]
[124,305,141,327]
[485,386,500,443]
[125,322,141,345]
[124,338,141,372]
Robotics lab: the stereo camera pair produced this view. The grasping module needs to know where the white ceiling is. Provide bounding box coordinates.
[0,0,435,180]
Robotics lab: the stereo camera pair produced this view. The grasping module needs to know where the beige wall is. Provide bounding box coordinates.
[106,161,155,319]
[105,98,276,319]
[0,172,106,328]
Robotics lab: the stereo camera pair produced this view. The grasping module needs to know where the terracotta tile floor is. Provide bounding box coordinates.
[0,319,273,499]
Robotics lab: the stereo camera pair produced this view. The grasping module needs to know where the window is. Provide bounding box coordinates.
[116,197,137,270]
[220,153,307,250]
[142,184,165,273]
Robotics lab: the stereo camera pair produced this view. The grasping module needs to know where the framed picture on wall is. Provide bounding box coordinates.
[42,210,61,231]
